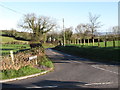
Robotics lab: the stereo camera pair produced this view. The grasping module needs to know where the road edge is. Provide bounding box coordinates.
[0,67,54,83]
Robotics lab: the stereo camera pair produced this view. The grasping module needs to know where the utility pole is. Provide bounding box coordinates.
[63,18,66,46]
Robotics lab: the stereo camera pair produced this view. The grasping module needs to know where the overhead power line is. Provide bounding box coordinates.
[0,3,24,15]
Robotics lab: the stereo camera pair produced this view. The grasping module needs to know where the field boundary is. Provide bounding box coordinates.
[0,67,54,83]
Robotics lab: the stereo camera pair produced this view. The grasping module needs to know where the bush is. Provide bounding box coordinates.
[30,43,42,48]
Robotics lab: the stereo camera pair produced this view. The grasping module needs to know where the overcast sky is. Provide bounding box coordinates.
[0,1,118,32]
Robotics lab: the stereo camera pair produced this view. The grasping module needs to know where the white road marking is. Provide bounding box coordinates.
[43,86,58,88]
[26,86,42,88]
[66,55,72,56]
[68,59,82,63]
[72,61,82,63]
[84,82,113,86]
[26,85,58,88]
[91,65,118,74]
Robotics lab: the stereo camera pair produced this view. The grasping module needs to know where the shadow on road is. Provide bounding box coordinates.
[31,80,87,88]
[2,83,25,88]
[2,80,99,89]
[46,49,120,66]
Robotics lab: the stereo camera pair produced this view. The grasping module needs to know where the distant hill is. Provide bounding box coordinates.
[98,32,116,35]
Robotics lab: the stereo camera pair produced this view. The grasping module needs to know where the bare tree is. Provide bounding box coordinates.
[18,13,56,42]
[89,12,102,45]
[76,24,91,45]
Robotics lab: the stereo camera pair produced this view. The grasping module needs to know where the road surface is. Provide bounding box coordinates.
[2,48,119,89]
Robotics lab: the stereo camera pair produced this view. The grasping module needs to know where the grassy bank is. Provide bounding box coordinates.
[1,56,53,80]
[54,46,120,63]
[1,65,42,80]
[38,55,54,68]
[1,44,54,80]
[1,55,54,80]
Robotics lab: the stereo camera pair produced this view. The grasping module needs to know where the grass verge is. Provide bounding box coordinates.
[53,46,120,63]
[38,55,54,68]
[0,65,43,80]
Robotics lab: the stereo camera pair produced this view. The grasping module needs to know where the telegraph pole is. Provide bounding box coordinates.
[63,18,66,46]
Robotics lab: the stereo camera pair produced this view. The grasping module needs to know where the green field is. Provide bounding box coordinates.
[0,36,56,55]
[0,36,28,43]
[1,44,30,55]
[67,41,120,47]
[0,36,29,55]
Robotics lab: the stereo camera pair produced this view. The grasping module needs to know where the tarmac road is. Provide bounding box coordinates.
[1,48,119,89]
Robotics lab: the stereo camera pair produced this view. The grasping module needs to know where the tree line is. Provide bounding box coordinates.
[1,13,120,46]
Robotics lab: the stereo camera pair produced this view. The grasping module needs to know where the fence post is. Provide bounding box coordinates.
[76,39,77,44]
[10,50,14,64]
[113,38,115,47]
[35,59,38,65]
[98,37,100,47]
[88,38,89,46]
[105,40,107,47]
[80,39,82,45]
[74,39,75,44]
[84,38,85,45]
[70,40,72,44]
[92,38,94,46]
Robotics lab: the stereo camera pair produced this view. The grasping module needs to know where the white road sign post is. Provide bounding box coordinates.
[29,55,37,65]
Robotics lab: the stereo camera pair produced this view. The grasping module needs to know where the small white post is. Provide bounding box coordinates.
[35,60,38,65]
[10,50,14,64]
